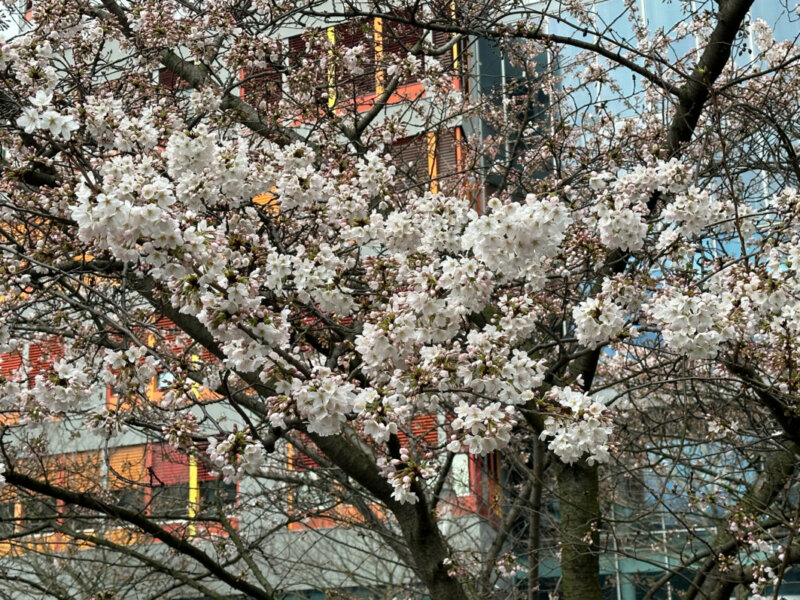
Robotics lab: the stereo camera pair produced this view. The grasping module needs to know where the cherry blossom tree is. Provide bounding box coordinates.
[0,0,798,599]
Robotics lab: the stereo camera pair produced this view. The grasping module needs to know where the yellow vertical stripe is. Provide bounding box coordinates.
[427,132,439,194]
[188,453,198,537]
[450,2,459,70]
[454,126,463,168]
[374,17,384,95]
[190,354,201,399]
[13,502,22,534]
[327,26,337,108]
[146,334,157,402]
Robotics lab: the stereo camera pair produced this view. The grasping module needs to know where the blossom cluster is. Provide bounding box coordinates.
[83,95,159,151]
[447,401,518,455]
[163,413,200,450]
[1,353,104,425]
[16,91,79,140]
[572,296,627,349]
[377,447,437,505]
[662,185,731,237]
[462,196,571,285]
[206,432,267,484]
[540,387,612,465]
[746,563,780,600]
[589,159,693,251]
[353,388,401,444]
[646,291,733,359]
[86,408,128,439]
[291,369,358,436]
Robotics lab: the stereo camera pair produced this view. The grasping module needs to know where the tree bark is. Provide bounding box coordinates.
[529,437,545,600]
[557,460,602,600]
[309,432,470,600]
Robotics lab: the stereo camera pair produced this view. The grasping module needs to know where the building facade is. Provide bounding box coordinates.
[0,1,798,599]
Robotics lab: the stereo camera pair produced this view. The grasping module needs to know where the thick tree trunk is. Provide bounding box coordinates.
[309,432,469,600]
[393,502,472,600]
[557,460,602,600]
[529,438,545,600]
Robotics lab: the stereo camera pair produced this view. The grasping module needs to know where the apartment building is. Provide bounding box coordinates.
[2,1,798,599]
[0,6,521,599]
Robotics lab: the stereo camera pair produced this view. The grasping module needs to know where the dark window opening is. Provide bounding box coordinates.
[158,68,190,90]
[0,502,15,537]
[242,65,282,108]
[198,479,237,515]
[149,482,189,518]
[111,487,146,513]
[335,19,376,97]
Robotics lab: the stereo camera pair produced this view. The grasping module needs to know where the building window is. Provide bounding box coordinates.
[449,454,471,497]
[149,443,237,520]
[241,65,282,109]
[334,19,377,98]
[157,67,190,90]
[0,501,15,537]
[149,444,191,518]
[62,451,103,531]
[18,493,58,532]
[108,445,148,514]
[112,487,146,513]
[156,370,175,390]
[197,479,237,514]
[380,14,425,87]
[280,16,458,110]
[195,441,237,516]
[150,482,190,518]
[0,350,21,425]
[286,435,338,529]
